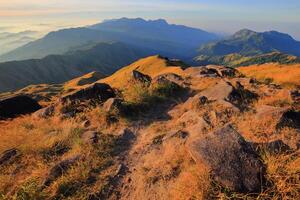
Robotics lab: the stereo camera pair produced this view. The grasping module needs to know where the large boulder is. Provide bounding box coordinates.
[187,125,265,192]
[0,95,42,119]
[200,80,257,110]
[61,83,115,103]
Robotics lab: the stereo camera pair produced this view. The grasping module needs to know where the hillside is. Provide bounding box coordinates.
[0,56,299,199]
[0,42,150,93]
[196,29,300,57]
[100,55,187,89]
[238,63,300,88]
[195,52,300,67]
[0,18,217,62]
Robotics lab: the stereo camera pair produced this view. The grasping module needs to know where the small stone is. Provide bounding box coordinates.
[82,120,91,128]
[33,105,55,119]
[103,98,123,112]
[82,131,99,144]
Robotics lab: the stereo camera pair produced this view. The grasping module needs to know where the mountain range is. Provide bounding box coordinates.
[0,18,218,62]
[1,18,300,93]
[197,29,300,57]
[0,42,150,92]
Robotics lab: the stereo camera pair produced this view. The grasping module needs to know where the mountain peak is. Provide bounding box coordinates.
[233,29,257,38]
[97,18,169,26]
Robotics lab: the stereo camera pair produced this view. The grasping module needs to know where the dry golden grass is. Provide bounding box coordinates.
[100,55,185,89]
[63,71,105,91]
[238,63,300,88]
[0,108,125,199]
[1,57,299,199]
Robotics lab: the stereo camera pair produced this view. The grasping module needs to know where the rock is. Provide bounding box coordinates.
[151,73,183,95]
[276,110,300,130]
[61,83,115,103]
[291,90,300,102]
[199,65,240,78]
[186,94,209,110]
[33,105,55,119]
[0,148,19,166]
[187,125,265,192]
[164,130,189,141]
[60,112,75,120]
[82,131,99,144]
[81,120,91,128]
[103,98,123,112]
[132,70,151,83]
[152,73,184,87]
[253,140,291,154]
[0,95,42,119]
[200,80,257,110]
[43,155,81,187]
[199,67,219,77]
[203,111,218,127]
[177,110,210,137]
[255,105,288,120]
[117,128,135,143]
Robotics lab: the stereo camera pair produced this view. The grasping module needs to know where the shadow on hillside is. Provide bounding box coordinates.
[120,89,190,126]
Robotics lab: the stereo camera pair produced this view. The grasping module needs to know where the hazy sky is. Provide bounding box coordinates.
[1,0,300,39]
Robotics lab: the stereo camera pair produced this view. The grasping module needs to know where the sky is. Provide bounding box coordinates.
[1,0,300,39]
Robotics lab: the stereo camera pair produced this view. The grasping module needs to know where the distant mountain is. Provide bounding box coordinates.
[0,42,151,92]
[0,18,217,62]
[90,18,217,53]
[197,29,300,57]
[195,52,300,68]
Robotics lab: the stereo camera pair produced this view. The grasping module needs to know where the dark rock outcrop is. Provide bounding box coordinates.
[187,125,265,192]
[132,70,151,83]
[291,90,300,101]
[0,95,41,119]
[152,73,184,87]
[33,105,55,119]
[199,65,240,78]
[61,83,115,103]
[0,148,19,166]
[276,110,300,130]
[43,155,81,187]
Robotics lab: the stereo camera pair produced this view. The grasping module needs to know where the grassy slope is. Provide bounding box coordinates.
[100,55,185,89]
[0,56,299,199]
[238,63,300,88]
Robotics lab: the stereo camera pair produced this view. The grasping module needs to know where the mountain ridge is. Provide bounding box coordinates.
[0,18,218,62]
[0,42,151,92]
[197,29,300,57]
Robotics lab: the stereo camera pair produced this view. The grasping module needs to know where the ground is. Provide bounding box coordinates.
[0,57,299,200]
